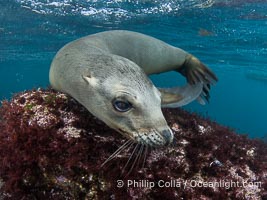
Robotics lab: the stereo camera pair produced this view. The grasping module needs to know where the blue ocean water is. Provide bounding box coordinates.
[0,0,267,139]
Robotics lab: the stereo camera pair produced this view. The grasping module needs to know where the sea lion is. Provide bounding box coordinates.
[49,30,217,146]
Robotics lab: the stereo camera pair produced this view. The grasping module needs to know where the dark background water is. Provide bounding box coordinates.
[1,0,267,139]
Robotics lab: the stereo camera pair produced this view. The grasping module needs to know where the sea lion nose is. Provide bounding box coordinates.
[161,129,173,146]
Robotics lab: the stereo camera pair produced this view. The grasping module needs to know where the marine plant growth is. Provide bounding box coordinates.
[0,89,266,199]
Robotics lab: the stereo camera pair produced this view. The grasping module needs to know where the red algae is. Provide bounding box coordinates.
[0,89,266,199]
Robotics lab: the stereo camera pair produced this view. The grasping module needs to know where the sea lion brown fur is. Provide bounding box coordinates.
[49,30,217,146]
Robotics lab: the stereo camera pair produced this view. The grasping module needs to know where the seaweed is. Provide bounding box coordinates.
[0,89,266,199]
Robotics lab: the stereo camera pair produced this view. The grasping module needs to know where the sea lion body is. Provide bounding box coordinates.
[50,30,217,146]
[71,31,187,74]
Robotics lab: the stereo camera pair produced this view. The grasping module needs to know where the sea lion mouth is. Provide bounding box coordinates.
[101,127,174,173]
[118,128,173,147]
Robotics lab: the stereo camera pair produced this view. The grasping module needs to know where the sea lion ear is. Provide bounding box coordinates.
[82,74,91,83]
[82,74,99,87]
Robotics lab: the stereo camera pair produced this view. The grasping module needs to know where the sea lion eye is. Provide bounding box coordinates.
[112,99,132,112]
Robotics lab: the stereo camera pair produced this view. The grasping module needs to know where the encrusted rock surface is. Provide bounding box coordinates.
[0,89,266,199]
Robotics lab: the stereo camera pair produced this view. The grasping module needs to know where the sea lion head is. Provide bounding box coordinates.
[82,55,173,146]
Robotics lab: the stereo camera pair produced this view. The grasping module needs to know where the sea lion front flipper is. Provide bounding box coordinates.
[176,54,218,103]
[159,82,203,108]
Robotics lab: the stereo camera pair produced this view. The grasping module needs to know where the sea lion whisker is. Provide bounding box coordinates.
[135,143,144,169]
[141,145,149,169]
[122,142,140,175]
[101,139,132,167]
[126,143,144,176]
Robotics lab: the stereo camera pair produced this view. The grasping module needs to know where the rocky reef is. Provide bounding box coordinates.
[0,89,266,199]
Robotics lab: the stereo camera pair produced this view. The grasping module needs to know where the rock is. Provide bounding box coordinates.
[0,89,266,199]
